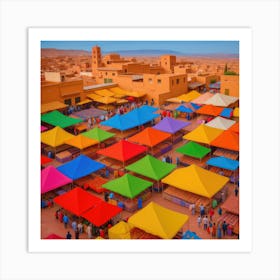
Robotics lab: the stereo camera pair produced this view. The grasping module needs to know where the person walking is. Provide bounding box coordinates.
[87,224,92,239]
[197,215,202,228]
[222,221,228,237]
[200,204,205,217]
[66,231,72,239]
[71,220,77,231]
[203,215,209,230]
[212,223,217,238]
[59,210,64,223]
[63,214,69,229]
[217,223,222,239]
[75,228,80,239]
[218,207,222,216]
[78,222,83,233]
[234,186,239,197]
[209,208,214,221]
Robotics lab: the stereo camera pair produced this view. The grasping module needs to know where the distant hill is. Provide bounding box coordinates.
[41,48,91,57]
[41,48,238,58]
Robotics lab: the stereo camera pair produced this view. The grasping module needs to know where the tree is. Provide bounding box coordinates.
[224,63,228,74]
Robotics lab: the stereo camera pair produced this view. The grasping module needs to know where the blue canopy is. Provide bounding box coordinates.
[220,108,233,118]
[101,107,159,131]
[182,230,201,239]
[206,156,239,171]
[57,155,106,180]
[209,81,221,89]
[176,105,193,113]
[100,114,136,131]
[190,102,202,111]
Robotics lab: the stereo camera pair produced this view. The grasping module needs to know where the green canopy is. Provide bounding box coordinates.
[126,155,176,181]
[82,127,115,142]
[41,110,82,128]
[176,141,211,159]
[102,174,152,199]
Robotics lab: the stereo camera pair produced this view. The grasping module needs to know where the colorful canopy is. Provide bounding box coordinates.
[183,124,223,144]
[41,125,48,132]
[76,99,92,106]
[95,95,117,104]
[220,107,233,118]
[71,108,107,121]
[94,89,115,97]
[178,90,201,102]
[41,166,72,194]
[191,92,214,104]
[205,116,236,130]
[82,127,115,142]
[153,117,190,134]
[41,101,68,114]
[57,155,106,180]
[196,104,224,116]
[102,174,153,199]
[126,154,176,181]
[109,87,129,95]
[175,105,193,113]
[53,187,102,216]
[190,102,202,110]
[210,130,239,151]
[206,156,239,171]
[82,201,122,227]
[176,141,211,159]
[182,230,201,239]
[41,155,53,165]
[108,221,132,239]
[233,107,239,117]
[228,122,239,134]
[41,126,73,147]
[97,140,147,163]
[161,164,229,198]
[64,135,98,149]
[100,114,136,131]
[44,234,64,239]
[128,202,189,239]
[41,110,83,128]
[204,93,238,107]
[128,127,171,148]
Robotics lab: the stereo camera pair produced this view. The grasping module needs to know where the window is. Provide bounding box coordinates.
[64,98,72,105]
[176,79,179,84]
[224,89,229,95]
[105,72,107,76]
[112,73,116,76]
[148,78,153,84]
[75,97,81,104]
[157,79,161,84]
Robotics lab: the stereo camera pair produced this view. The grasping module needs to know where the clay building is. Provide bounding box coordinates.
[220,74,239,97]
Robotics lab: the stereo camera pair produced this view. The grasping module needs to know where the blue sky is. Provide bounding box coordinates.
[41,41,239,55]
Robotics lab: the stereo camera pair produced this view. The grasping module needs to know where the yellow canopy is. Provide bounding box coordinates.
[183,124,223,144]
[96,96,117,104]
[41,126,73,147]
[41,101,67,114]
[116,98,129,104]
[112,92,127,98]
[109,87,128,95]
[108,221,132,239]
[233,107,239,117]
[87,93,102,102]
[128,202,189,239]
[64,134,98,149]
[178,90,201,102]
[166,97,182,103]
[95,89,115,97]
[128,91,146,98]
[162,164,229,198]
[76,99,92,106]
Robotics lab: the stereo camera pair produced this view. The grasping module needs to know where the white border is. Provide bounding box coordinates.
[28,27,252,253]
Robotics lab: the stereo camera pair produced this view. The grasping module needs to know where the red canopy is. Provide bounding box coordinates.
[97,139,147,162]
[41,155,53,165]
[82,201,122,227]
[210,130,239,151]
[228,122,239,134]
[53,188,102,216]
[44,234,64,239]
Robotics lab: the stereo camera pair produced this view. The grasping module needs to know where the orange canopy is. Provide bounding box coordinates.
[128,127,171,147]
[210,130,239,151]
[196,104,224,116]
[228,122,239,134]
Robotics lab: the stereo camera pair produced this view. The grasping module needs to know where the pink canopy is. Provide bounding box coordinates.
[41,125,48,132]
[41,166,72,194]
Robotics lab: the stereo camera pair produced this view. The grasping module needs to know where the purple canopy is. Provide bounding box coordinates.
[153,117,190,134]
